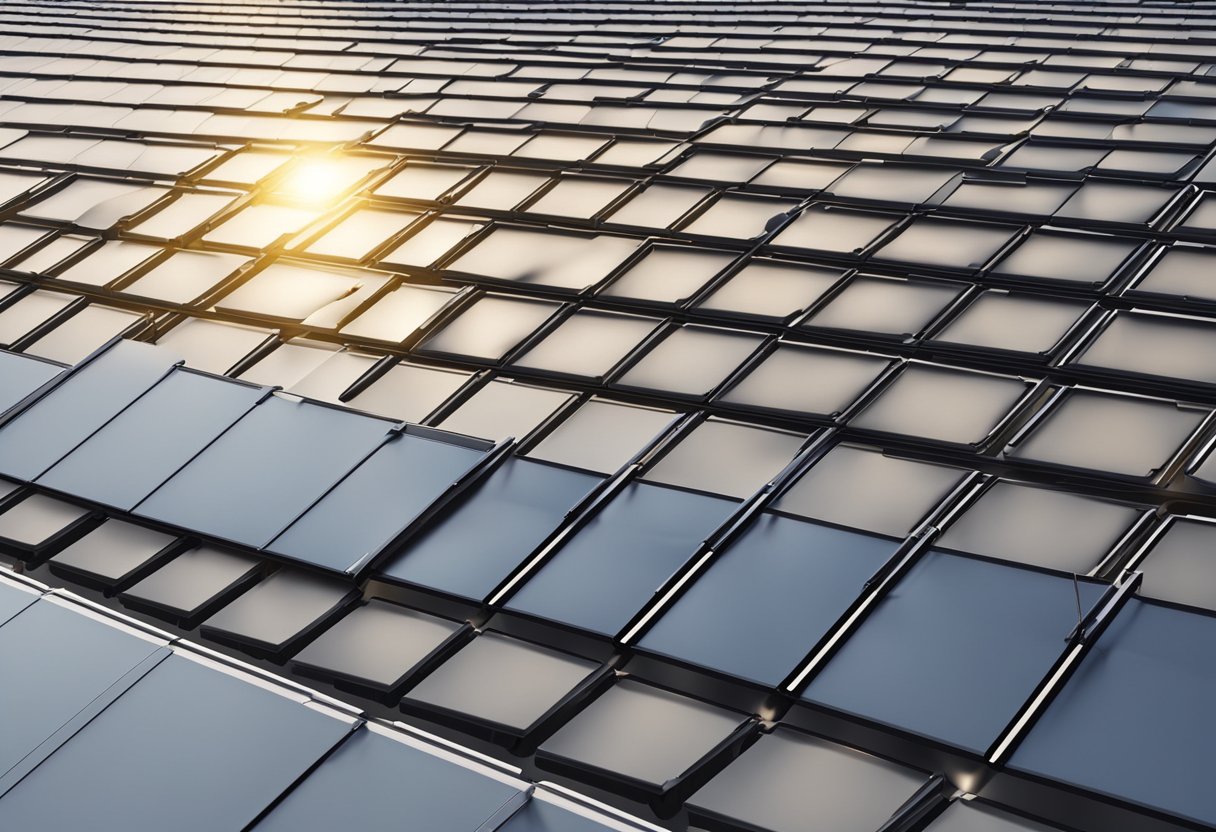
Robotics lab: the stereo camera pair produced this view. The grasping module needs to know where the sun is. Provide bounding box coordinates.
[275,157,353,206]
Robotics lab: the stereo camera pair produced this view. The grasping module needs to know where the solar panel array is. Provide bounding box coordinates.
[1,1,1216,830]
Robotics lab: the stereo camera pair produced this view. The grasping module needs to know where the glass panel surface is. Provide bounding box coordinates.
[0,654,352,831]
[804,552,1107,753]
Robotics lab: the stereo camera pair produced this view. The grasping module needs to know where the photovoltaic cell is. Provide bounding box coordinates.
[803,552,1107,754]
[38,369,264,510]
[0,341,180,481]
[0,654,354,831]
[136,395,393,549]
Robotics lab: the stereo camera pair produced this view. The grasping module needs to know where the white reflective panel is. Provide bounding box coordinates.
[126,191,237,239]
[123,249,250,305]
[439,380,573,442]
[512,310,660,380]
[23,305,144,366]
[527,399,674,475]
[644,419,807,500]
[347,363,470,423]
[202,204,323,249]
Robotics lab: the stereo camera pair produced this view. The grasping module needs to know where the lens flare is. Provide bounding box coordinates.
[276,157,351,206]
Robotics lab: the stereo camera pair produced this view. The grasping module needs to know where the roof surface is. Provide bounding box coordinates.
[1,1,1216,831]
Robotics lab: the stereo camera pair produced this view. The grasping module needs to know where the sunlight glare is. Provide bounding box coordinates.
[277,157,351,206]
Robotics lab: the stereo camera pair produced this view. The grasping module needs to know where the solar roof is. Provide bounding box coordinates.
[2,1,1216,830]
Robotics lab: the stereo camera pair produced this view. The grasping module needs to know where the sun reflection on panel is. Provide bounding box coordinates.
[274,157,356,206]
